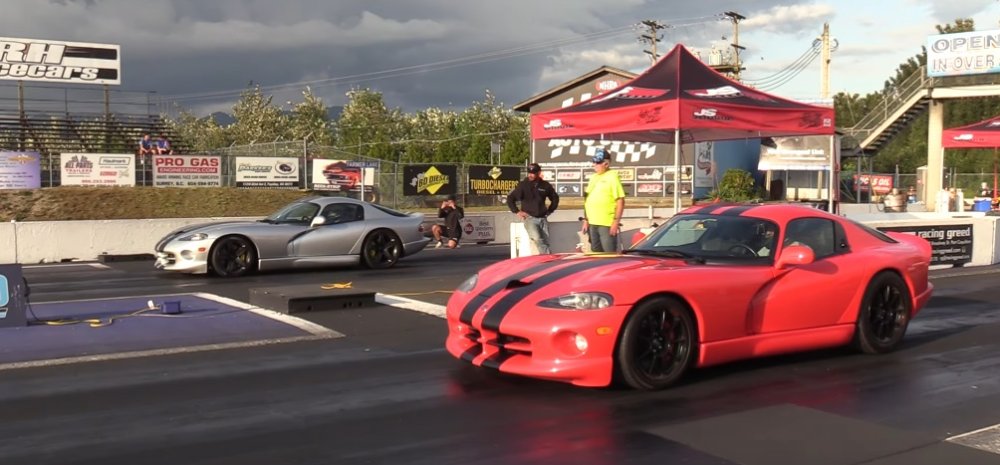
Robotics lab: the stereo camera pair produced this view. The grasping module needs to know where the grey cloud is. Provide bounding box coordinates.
[6,0,815,113]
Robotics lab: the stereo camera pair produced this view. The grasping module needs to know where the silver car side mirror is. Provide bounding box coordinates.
[310,216,327,227]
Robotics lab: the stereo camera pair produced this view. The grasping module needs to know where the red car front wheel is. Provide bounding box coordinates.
[616,296,696,390]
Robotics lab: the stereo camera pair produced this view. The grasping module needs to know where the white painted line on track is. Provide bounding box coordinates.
[948,422,1000,441]
[376,293,447,318]
[0,335,336,372]
[193,292,342,337]
[23,263,111,270]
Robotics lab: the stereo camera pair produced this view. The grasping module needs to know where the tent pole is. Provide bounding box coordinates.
[829,135,836,213]
[674,130,681,214]
[994,148,998,207]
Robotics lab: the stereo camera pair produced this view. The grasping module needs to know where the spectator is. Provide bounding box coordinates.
[507,162,559,254]
[138,134,155,155]
[156,134,173,155]
[431,194,465,249]
[581,148,625,253]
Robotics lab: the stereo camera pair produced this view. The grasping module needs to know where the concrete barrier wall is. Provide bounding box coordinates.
[2,209,999,267]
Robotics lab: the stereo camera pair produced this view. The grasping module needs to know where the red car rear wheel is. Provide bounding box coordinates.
[853,271,912,354]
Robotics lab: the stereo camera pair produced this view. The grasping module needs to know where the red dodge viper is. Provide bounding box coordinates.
[445,204,933,390]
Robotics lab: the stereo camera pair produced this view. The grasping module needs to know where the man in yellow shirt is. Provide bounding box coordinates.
[582,148,625,252]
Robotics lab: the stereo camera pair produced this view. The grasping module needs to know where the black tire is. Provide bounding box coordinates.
[616,296,697,390]
[209,236,256,277]
[361,229,402,269]
[362,189,380,204]
[853,271,912,354]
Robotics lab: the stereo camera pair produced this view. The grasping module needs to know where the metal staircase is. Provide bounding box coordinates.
[842,66,930,154]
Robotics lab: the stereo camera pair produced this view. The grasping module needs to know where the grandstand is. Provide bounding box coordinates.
[0,81,187,186]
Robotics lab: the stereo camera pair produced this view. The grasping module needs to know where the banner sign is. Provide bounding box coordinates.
[467,165,519,195]
[878,224,972,266]
[758,135,832,171]
[60,153,135,186]
[0,37,121,85]
[311,159,376,192]
[403,164,457,196]
[927,29,1000,77]
[694,141,715,188]
[460,216,496,243]
[0,151,41,189]
[853,174,894,195]
[152,155,222,187]
[234,156,299,189]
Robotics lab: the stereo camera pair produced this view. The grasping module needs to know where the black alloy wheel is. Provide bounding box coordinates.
[210,236,256,277]
[361,230,402,269]
[853,272,912,354]
[616,296,696,390]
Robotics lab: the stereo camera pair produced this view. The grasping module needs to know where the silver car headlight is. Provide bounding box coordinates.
[179,232,209,241]
[456,273,478,293]
[538,292,613,310]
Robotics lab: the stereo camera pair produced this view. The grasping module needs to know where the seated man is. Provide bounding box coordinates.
[156,134,173,155]
[138,134,155,155]
[431,195,464,249]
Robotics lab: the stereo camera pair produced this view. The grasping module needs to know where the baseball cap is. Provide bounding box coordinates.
[527,163,541,174]
[445,194,457,201]
[592,148,611,164]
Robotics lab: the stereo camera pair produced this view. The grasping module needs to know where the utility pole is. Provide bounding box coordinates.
[723,11,746,80]
[639,20,667,64]
[820,23,831,99]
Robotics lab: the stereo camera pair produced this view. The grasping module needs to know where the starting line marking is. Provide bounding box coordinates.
[376,293,447,318]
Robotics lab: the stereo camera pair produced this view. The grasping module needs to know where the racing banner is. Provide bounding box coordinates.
[460,216,496,243]
[60,153,135,186]
[234,156,299,189]
[467,165,519,195]
[152,155,222,187]
[758,135,832,171]
[0,37,121,85]
[403,164,457,196]
[0,151,41,189]
[310,159,377,192]
[878,224,972,266]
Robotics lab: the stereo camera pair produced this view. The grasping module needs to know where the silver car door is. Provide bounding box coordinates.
[293,203,367,257]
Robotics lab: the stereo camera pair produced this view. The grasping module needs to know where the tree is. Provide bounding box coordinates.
[165,107,231,153]
[288,87,334,146]
[228,84,289,145]
[336,88,404,161]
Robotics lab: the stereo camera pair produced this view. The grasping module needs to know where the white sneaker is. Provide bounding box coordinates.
[435,241,443,248]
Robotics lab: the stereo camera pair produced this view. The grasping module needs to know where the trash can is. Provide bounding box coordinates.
[973,198,992,212]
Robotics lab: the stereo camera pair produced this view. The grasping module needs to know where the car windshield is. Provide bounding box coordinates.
[262,201,321,224]
[631,214,779,264]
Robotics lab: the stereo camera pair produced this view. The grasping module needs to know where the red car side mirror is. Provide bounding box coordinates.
[776,244,815,269]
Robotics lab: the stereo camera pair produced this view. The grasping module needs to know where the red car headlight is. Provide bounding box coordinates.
[538,292,613,310]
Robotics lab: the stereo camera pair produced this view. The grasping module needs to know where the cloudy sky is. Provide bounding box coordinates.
[2,0,999,116]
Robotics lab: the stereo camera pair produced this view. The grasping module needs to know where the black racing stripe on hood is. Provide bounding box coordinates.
[718,205,759,216]
[692,204,729,214]
[459,261,570,325]
[480,258,632,332]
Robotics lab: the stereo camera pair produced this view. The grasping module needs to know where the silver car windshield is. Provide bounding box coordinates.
[263,201,321,224]
[631,214,779,263]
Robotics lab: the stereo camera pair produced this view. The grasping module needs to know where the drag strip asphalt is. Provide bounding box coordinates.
[3,246,1000,464]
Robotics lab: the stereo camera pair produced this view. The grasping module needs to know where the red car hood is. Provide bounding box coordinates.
[475,253,686,289]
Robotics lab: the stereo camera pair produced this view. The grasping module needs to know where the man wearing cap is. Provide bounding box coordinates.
[507,163,560,254]
[582,148,626,253]
[431,194,465,249]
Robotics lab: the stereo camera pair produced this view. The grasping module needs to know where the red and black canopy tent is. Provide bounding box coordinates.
[530,43,837,211]
[942,115,1000,205]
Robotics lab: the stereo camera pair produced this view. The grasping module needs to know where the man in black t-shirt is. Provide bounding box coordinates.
[431,194,465,249]
[507,163,559,254]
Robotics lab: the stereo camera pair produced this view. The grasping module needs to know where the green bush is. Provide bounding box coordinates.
[709,168,761,202]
